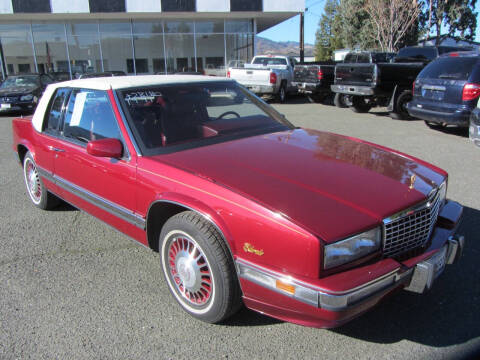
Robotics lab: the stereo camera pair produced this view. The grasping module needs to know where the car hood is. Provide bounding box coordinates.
[0,86,37,96]
[155,129,446,242]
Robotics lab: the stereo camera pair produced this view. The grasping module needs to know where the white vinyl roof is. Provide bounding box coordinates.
[32,75,233,132]
[54,74,233,91]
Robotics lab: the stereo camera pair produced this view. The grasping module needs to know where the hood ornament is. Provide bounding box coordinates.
[409,174,416,190]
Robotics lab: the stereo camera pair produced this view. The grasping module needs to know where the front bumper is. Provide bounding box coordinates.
[0,101,36,113]
[407,102,470,127]
[237,200,464,328]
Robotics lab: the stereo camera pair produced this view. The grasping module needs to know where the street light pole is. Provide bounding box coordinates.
[300,12,305,63]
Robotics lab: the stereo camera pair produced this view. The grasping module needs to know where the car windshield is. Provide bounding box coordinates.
[252,57,287,66]
[1,75,39,88]
[119,81,293,155]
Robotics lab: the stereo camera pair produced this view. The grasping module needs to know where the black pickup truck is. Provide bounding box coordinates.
[292,62,336,103]
[331,46,472,118]
[293,52,395,104]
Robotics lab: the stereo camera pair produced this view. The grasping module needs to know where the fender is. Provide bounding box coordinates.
[16,138,35,164]
[147,192,237,255]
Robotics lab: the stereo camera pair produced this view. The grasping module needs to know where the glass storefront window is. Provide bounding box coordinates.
[132,21,163,34]
[101,34,133,74]
[164,34,195,73]
[0,24,35,75]
[226,33,253,69]
[195,20,224,34]
[133,34,166,74]
[196,34,225,76]
[32,23,69,76]
[0,19,255,79]
[225,20,253,33]
[164,20,194,33]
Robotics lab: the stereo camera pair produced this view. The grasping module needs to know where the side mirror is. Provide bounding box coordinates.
[87,138,123,158]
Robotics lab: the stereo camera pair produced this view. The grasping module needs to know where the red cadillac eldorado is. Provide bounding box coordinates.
[11,75,464,328]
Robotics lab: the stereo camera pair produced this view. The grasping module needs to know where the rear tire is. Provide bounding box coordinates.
[390,90,413,120]
[334,93,347,108]
[159,211,242,324]
[277,82,287,103]
[349,96,372,113]
[23,151,59,210]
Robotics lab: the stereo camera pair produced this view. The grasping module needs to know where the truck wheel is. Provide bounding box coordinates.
[390,90,413,120]
[350,96,372,113]
[23,151,59,210]
[277,83,287,103]
[159,211,242,324]
[334,93,347,108]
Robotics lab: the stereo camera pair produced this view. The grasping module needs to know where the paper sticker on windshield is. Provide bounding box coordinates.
[125,91,162,105]
[69,92,88,127]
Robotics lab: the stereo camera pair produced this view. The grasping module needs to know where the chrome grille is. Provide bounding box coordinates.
[383,189,442,258]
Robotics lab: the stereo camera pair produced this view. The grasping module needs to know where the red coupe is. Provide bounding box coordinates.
[12,75,464,328]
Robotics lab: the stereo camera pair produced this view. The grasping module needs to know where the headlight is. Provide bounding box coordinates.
[20,94,33,101]
[324,227,381,269]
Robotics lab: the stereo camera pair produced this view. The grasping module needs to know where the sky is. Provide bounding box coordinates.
[258,0,480,45]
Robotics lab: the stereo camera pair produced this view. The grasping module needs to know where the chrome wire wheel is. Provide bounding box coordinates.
[24,157,42,205]
[162,230,215,314]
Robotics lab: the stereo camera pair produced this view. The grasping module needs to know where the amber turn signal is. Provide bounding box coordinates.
[276,280,296,295]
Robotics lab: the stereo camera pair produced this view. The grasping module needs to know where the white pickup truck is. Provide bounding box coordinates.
[227,55,297,102]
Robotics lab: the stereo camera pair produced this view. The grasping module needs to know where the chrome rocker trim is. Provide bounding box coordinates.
[37,166,145,229]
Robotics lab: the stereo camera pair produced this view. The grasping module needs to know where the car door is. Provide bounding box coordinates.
[53,88,140,232]
[34,87,71,195]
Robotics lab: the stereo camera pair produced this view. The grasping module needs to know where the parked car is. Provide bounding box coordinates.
[0,73,53,114]
[49,71,71,82]
[12,75,464,328]
[407,52,480,129]
[227,55,297,102]
[331,46,472,118]
[79,71,126,79]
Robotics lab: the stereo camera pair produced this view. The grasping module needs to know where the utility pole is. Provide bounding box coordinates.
[300,12,305,63]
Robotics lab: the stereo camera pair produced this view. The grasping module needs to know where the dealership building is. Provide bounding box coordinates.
[0,0,304,79]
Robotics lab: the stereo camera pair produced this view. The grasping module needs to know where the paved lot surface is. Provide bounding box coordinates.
[1,98,479,360]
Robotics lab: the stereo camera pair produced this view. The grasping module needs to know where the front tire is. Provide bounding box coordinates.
[277,82,287,103]
[23,151,59,210]
[159,211,241,323]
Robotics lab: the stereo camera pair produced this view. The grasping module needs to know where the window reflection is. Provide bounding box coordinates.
[0,19,255,78]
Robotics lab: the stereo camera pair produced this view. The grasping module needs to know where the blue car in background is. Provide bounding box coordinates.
[407,52,480,129]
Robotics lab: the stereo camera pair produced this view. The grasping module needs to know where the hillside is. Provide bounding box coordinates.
[255,36,315,56]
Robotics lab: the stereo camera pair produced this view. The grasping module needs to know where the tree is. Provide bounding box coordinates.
[364,0,421,52]
[314,0,343,60]
[422,0,477,43]
[337,0,377,50]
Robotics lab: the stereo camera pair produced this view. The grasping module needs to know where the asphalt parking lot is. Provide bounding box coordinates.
[1,98,479,360]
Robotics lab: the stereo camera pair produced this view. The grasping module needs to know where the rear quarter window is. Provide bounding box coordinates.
[418,57,479,80]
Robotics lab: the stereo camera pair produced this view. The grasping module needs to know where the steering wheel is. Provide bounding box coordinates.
[215,111,241,121]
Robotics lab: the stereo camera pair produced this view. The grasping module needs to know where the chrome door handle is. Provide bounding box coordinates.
[49,146,65,152]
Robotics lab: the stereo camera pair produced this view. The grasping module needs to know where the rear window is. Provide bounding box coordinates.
[343,54,356,63]
[418,57,478,80]
[252,57,287,66]
[396,47,437,61]
[356,53,370,63]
